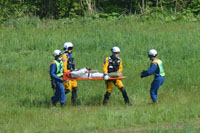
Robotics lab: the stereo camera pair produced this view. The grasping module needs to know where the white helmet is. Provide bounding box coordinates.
[53,49,62,57]
[148,49,157,57]
[111,46,120,53]
[63,42,73,51]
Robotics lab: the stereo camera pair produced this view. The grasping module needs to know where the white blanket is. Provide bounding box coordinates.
[71,68,104,78]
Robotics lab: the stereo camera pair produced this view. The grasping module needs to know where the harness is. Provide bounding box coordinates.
[67,53,75,71]
[108,56,120,73]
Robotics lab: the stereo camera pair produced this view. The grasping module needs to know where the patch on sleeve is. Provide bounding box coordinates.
[51,62,55,64]
[104,61,106,64]
[62,59,66,62]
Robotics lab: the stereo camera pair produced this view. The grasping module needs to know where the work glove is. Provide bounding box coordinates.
[104,74,109,80]
[140,70,146,78]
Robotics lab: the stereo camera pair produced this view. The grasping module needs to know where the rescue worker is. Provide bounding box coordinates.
[62,42,78,105]
[103,46,131,105]
[141,49,165,103]
[50,49,66,107]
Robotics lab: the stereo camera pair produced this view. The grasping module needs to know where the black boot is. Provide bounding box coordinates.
[72,87,77,105]
[120,87,131,105]
[51,97,56,106]
[52,101,56,106]
[60,103,65,108]
[103,92,111,105]
[153,100,157,104]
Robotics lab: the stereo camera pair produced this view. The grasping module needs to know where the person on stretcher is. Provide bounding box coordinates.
[64,68,122,79]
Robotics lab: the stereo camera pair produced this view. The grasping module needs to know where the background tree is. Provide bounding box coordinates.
[0,0,200,21]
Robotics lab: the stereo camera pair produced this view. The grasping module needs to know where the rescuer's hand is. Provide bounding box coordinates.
[104,74,109,80]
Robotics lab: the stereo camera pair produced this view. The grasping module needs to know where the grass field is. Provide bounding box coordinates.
[0,17,200,132]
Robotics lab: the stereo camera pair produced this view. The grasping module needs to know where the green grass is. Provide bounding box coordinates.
[0,16,200,132]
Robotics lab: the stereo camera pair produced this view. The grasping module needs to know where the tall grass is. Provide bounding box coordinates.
[0,16,200,132]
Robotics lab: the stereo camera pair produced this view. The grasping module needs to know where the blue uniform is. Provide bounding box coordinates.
[141,58,165,102]
[50,60,66,104]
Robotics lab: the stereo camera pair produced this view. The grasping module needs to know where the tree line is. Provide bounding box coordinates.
[0,0,200,20]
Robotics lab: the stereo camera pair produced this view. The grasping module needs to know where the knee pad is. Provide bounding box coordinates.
[107,88,112,93]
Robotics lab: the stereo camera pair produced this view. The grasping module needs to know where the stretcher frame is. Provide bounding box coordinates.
[63,72,126,80]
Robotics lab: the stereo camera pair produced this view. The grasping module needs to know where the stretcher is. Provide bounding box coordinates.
[63,72,126,80]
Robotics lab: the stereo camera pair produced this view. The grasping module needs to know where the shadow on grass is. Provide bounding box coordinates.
[17,96,52,108]
[17,94,128,108]
[17,97,104,108]
[83,94,103,106]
